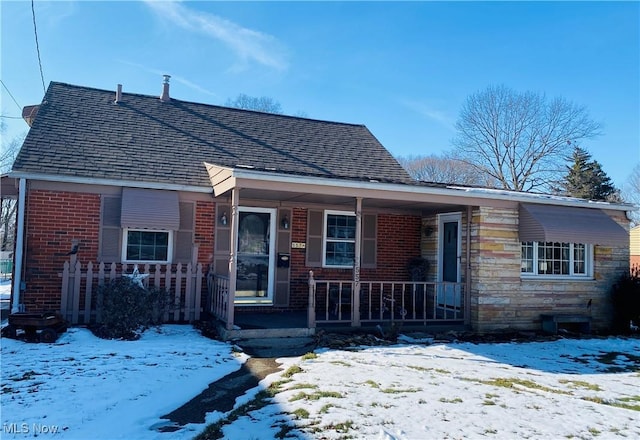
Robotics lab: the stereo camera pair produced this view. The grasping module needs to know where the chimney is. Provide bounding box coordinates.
[114,84,122,103]
[160,75,171,102]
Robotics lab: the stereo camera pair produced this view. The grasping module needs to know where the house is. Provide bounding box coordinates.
[4,79,632,338]
[631,225,640,268]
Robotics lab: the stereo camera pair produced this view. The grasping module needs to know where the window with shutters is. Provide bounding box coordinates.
[306,209,376,269]
[122,229,173,263]
[323,210,356,268]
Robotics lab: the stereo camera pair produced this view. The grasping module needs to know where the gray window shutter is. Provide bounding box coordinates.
[100,196,122,262]
[174,202,195,263]
[306,210,323,267]
[361,213,377,268]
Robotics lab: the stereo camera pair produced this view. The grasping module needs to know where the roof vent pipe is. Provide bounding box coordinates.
[114,84,122,103]
[160,75,171,102]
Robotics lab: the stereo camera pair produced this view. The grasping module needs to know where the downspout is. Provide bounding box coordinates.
[226,187,239,331]
[352,197,362,326]
[465,205,472,326]
[11,178,26,313]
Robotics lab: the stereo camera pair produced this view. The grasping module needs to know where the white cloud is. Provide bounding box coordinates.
[400,98,456,131]
[117,60,219,98]
[144,1,288,72]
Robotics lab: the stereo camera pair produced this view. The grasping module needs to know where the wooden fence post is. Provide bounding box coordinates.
[84,262,94,324]
[61,261,70,321]
[194,263,203,321]
[71,261,82,324]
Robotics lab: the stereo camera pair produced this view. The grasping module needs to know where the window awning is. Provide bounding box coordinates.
[120,188,180,230]
[519,203,628,247]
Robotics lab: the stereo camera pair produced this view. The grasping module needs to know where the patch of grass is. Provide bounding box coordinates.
[292,408,310,419]
[301,352,318,360]
[282,365,303,378]
[581,395,640,412]
[330,360,351,367]
[407,365,430,372]
[380,387,420,394]
[319,403,336,414]
[482,400,496,406]
[289,390,344,402]
[470,377,571,395]
[588,427,601,436]
[269,379,292,390]
[364,380,379,388]
[558,379,602,391]
[439,397,463,404]
[327,420,354,433]
[287,383,318,391]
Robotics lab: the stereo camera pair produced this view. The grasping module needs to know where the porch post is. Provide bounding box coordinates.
[11,178,26,313]
[465,205,472,326]
[352,197,362,326]
[226,187,239,330]
[307,270,316,328]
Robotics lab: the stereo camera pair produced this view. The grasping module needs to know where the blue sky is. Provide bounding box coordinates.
[1,1,638,187]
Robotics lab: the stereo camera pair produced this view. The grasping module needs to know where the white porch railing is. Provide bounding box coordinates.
[206,271,229,323]
[308,271,465,327]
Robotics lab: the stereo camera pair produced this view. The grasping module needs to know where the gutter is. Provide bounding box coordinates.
[6,172,213,194]
[224,167,634,212]
[11,178,26,313]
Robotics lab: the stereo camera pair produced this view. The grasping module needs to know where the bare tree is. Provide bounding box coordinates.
[1,128,24,253]
[453,85,602,192]
[622,163,640,226]
[397,154,497,187]
[225,93,283,114]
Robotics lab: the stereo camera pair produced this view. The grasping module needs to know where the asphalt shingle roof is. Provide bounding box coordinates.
[12,82,413,188]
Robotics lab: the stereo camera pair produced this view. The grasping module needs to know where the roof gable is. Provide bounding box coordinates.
[12,82,413,187]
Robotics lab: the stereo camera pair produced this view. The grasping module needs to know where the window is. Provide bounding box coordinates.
[122,229,173,263]
[323,211,356,267]
[521,242,591,278]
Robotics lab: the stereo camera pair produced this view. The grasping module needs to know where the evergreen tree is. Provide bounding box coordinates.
[560,147,618,201]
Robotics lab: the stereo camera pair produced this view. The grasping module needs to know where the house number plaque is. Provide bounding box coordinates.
[291,242,306,249]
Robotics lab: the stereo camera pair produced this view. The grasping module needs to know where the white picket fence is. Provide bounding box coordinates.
[60,260,204,325]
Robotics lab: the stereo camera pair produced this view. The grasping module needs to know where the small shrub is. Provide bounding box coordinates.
[94,277,175,340]
[610,266,640,334]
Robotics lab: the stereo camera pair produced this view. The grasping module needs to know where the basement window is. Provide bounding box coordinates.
[122,229,173,263]
[521,242,592,278]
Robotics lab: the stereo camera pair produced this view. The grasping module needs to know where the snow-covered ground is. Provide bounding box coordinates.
[1,275,639,439]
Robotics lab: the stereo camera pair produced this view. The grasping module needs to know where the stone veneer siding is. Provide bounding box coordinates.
[469,206,629,333]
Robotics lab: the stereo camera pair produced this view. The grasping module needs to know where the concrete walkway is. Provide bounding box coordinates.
[157,337,315,431]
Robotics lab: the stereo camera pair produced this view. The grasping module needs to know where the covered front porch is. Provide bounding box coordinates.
[203,164,480,339]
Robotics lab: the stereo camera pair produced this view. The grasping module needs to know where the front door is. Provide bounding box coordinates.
[438,213,462,310]
[235,207,276,304]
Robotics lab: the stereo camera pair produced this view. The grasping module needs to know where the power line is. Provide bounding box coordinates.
[31,0,46,95]
[0,80,22,111]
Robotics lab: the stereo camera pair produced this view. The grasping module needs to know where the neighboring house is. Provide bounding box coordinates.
[631,225,640,268]
[4,79,632,338]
